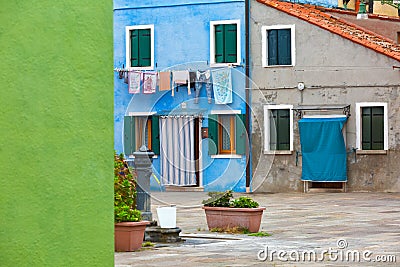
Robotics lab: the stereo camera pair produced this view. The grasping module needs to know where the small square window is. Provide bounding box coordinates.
[124,115,160,155]
[126,25,154,70]
[208,112,246,156]
[219,115,236,154]
[262,25,295,67]
[356,103,388,151]
[361,107,384,150]
[264,105,293,153]
[210,20,241,65]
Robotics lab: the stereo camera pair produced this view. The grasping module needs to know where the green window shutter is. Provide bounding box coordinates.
[268,30,278,66]
[208,114,218,155]
[362,107,372,150]
[371,107,384,150]
[138,29,151,67]
[277,109,290,150]
[224,24,237,63]
[269,110,278,150]
[124,116,135,155]
[214,25,225,63]
[151,115,160,154]
[130,30,139,67]
[235,114,246,155]
[277,29,291,65]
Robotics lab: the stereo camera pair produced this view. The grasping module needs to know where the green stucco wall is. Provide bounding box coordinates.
[0,1,113,266]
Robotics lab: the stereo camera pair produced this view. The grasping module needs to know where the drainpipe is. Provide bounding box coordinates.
[368,0,373,14]
[245,0,251,192]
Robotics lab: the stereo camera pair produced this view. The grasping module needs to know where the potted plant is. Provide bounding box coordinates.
[202,190,266,233]
[114,152,149,252]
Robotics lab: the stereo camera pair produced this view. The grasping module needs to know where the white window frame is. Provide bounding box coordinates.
[210,109,242,158]
[264,105,294,154]
[125,24,154,71]
[356,102,388,152]
[261,24,296,67]
[210,20,241,67]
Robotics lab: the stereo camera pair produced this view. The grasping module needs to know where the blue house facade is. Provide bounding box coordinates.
[114,0,250,192]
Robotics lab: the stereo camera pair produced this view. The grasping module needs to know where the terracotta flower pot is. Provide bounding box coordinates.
[114,221,150,252]
[202,206,266,233]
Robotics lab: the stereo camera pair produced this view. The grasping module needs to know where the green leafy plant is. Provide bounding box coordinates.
[202,190,260,208]
[114,152,141,222]
[202,190,233,207]
[231,196,259,208]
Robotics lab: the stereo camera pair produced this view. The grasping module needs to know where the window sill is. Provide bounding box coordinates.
[356,150,387,155]
[127,155,159,159]
[209,63,241,68]
[127,66,154,71]
[262,65,294,68]
[211,154,242,159]
[264,150,293,155]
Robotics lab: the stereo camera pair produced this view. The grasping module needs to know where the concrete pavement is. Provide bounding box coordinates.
[115,192,400,266]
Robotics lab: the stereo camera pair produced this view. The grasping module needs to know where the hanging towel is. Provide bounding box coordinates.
[159,71,171,91]
[212,68,232,104]
[142,72,157,94]
[172,70,191,96]
[128,71,141,94]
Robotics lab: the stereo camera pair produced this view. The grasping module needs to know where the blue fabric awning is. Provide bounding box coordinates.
[299,117,347,182]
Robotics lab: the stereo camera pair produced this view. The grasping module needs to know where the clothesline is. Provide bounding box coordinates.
[159,114,204,119]
[114,65,240,73]
[121,67,234,104]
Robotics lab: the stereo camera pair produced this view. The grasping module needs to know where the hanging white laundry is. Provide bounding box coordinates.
[172,70,191,96]
[128,71,141,94]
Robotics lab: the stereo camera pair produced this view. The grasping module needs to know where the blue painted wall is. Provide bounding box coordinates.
[114,0,247,192]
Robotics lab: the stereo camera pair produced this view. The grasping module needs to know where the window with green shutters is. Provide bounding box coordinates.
[208,113,246,155]
[361,107,384,150]
[214,24,238,63]
[262,25,295,67]
[269,109,290,150]
[267,29,291,66]
[211,20,240,65]
[264,105,293,152]
[126,25,154,69]
[130,29,151,67]
[124,115,160,155]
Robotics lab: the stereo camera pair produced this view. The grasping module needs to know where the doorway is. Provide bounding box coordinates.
[159,115,202,189]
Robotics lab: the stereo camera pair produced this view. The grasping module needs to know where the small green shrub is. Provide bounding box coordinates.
[231,196,259,208]
[202,190,260,208]
[202,190,233,207]
[114,152,141,222]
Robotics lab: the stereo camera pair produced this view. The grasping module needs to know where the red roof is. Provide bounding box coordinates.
[256,0,400,62]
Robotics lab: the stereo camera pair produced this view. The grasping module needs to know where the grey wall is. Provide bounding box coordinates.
[250,0,400,192]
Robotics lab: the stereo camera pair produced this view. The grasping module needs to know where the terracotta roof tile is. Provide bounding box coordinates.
[256,0,400,62]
